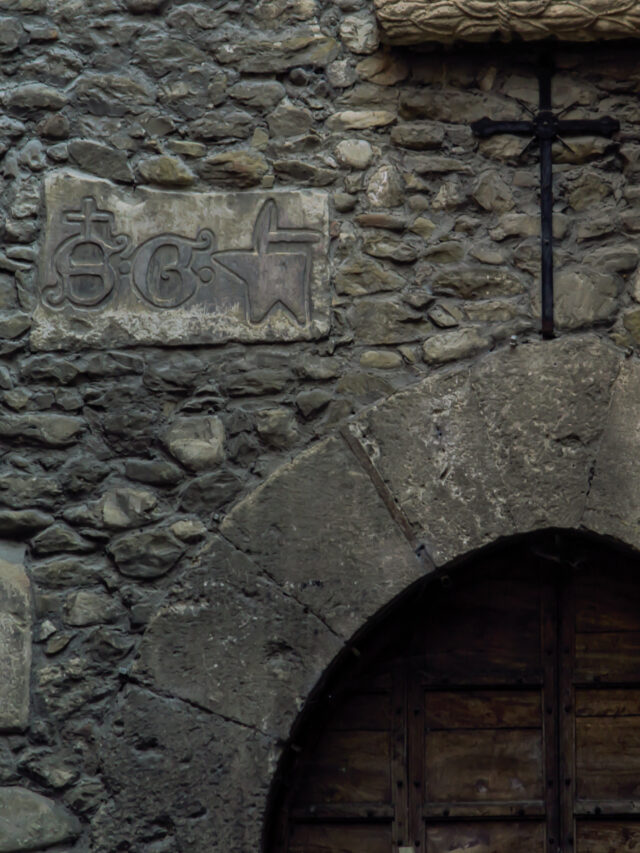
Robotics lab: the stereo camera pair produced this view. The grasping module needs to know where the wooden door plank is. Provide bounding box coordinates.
[288,823,392,853]
[425,820,546,853]
[541,571,560,853]
[576,717,640,800]
[576,821,640,852]
[560,570,576,853]
[425,729,544,803]
[424,690,541,730]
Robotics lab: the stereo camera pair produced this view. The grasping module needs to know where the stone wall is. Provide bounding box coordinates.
[2,1,640,850]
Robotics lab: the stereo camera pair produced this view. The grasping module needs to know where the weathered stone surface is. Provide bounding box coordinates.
[327,110,396,131]
[545,269,619,329]
[229,80,285,109]
[138,155,194,187]
[472,336,621,535]
[0,474,61,509]
[349,298,432,344]
[33,171,330,349]
[431,267,525,299]
[273,159,336,186]
[134,536,342,737]
[124,457,183,486]
[0,551,30,730]
[99,487,159,529]
[340,10,380,54]
[0,510,53,537]
[472,169,514,213]
[198,150,268,187]
[92,687,272,852]
[65,590,122,627]
[350,368,513,565]
[164,416,225,470]
[357,51,409,85]
[335,255,406,295]
[584,359,640,549]
[367,164,404,207]
[31,523,92,555]
[391,121,444,150]
[68,141,133,183]
[221,436,420,636]
[0,786,79,850]
[0,413,84,446]
[335,139,374,169]
[107,527,186,579]
[374,0,640,44]
[4,84,67,111]
[217,31,339,73]
[177,470,242,514]
[267,100,313,137]
[422,327,490,363]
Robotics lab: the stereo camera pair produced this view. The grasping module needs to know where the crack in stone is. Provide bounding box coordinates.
[126,674,271,738]
[339,425,420,551]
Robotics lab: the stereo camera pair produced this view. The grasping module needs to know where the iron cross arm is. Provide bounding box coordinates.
[471,114,620,141]
[471,87,619,339]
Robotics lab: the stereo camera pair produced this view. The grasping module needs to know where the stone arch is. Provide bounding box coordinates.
[124,332,640,850]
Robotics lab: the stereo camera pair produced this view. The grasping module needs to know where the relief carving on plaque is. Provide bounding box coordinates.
[374,0,640,44]
[35,172,330,350]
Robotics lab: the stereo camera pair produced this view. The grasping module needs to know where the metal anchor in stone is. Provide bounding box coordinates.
[471,54,619,338]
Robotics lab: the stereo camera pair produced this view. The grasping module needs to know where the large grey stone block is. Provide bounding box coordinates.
[0,549,31,730]
[471,336,621,535]
[584,358,640,549]
[133,537,343,739]
[220,436,421,638]
[33,170,330,350]
[350,366,514,566]
[0,787,80,851]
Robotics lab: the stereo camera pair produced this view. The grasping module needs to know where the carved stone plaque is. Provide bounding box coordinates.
[33,171,330,350]
[374,0,640,44]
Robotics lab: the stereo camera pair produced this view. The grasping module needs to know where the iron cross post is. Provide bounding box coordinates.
[471,58,619,339]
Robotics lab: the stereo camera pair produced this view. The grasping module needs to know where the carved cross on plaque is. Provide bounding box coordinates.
[471,56,619,338]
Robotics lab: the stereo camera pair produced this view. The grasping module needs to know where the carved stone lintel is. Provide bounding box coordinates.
[35,171,330,351]
[374,0,640,44]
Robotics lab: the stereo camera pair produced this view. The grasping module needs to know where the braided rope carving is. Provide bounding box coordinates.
[374,0,640,43]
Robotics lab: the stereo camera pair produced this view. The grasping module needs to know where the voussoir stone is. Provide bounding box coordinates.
[107,527,186,579]
[221,435,421,637]
[584,359,640,550]
[164,416,226,471]
[0,553,30,730]
[0,787,80,851]
[471,336,621,537]
[134,536,342,738]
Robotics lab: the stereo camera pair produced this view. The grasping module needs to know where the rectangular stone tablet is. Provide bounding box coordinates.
[33,170,330,350]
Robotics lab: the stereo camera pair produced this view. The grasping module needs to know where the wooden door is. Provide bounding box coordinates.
[271,538,640,853]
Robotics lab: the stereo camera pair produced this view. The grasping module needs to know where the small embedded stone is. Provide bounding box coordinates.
[340,10,380,54]
[31,523,92,555]
[0,413,84,446]
[36,112,70,139]
[164,416,226,471]
[65,590,121,627]
[391,122,444,150]
[363,236,417,263]
[273,159,336,186]
[356,213,406,231]
[125,0,165,11]
[138,155,194,187]
[177,470,242,514]
[170,519,207,543]
[0,787,80,850]
[124,458,183,486]
[100,487,158,529]
[356,52,409,86]
[255,408,298,449]
[423,241,465,264]
[295,389,333,418]
[69,140,133,183]
[5,83,67,110]
[0,312,30,339]
[229,80,285,110]
[327,110,396,131]
[359,350,403,369]
[0,509,53,536]
[366,164,404,208]
[198,150,268,188]
[472,169,514,213]
[335,139,374,169]
[107,528,186,580]
[333,192,357,212]
[422,328,490,364]
[409,217,437,238]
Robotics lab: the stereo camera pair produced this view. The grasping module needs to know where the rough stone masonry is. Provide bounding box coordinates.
[2,0,640,850]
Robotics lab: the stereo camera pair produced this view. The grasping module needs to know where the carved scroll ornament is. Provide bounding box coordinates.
[373,0,640,44]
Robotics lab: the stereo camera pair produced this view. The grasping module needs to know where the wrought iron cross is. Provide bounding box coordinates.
[471,57,619,338]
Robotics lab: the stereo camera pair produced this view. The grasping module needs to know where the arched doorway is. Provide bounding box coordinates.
[267,532,640,853]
